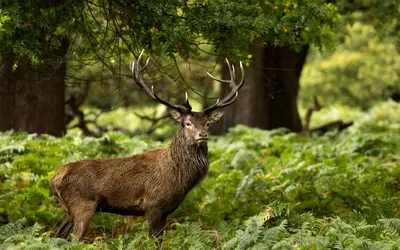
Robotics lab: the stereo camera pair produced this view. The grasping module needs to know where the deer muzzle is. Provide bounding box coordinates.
[196,131,208,144]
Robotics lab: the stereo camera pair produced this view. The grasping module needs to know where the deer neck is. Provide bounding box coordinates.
[170,129,209,192]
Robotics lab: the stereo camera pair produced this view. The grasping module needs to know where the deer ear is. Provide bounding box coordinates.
[169,109,183,122]
[208,111,224,123]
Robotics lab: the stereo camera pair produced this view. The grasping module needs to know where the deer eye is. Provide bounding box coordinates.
[205,122,210,127]
[185,122,192,127]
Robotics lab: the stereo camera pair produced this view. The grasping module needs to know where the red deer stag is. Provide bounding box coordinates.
[49,50,245,241]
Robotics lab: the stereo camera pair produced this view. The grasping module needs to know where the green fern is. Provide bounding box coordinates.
[262,219,288,244]
[271,240,295,250]
[362,198,400,223]
[355,225,383,240]
[0,218,35,242]
[378,218,400,236]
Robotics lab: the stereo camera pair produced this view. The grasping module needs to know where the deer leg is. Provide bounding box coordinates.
[159,214,168,236]
[71,201,97,240]
[146,211,168,248]
[54,195,74,239]
[56,215,74,239]
[146,210,167,238]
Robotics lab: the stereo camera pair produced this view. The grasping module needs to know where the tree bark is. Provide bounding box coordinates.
[0,39,68,136]
[0,59,15,131]
[211,41,309,134]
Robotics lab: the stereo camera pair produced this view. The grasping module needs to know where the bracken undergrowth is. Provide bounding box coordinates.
[0,101,399,249]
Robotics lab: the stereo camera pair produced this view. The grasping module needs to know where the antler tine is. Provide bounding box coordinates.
[225,58,235,83]
[132,50,155,98]
[206,72,232,84]
[205,58,235,84]
[142,57,150,71]
[202,60,245,114]
[184,92,192,110]
[131,50,191,114]
[214,91,238,108]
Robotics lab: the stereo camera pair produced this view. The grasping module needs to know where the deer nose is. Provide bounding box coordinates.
[199,131,208,138]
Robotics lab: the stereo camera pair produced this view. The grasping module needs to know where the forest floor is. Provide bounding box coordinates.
[0,101,399,249]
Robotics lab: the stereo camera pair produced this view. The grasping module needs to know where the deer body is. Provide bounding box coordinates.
[50,50,245,241]
[51,126,209,239]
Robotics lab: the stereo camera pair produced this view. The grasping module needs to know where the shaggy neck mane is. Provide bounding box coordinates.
[170,129,209,192]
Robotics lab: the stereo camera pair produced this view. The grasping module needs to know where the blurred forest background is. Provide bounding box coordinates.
[0,0,398,137]
[0,0,400,249]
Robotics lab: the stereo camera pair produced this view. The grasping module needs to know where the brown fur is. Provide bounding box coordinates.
[49,111,223,240]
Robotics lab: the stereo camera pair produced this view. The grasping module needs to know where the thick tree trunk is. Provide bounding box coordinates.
[0,0,70,136]
[211,41,309,134]
[0,39,68,136]
[0,60,15,131]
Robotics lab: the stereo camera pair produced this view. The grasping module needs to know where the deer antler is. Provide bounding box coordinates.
[131,50,192,114]
[202,58,245,114]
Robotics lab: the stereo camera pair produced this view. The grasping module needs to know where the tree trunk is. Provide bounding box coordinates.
[211,41,309,134]
[0,59,15,131]
[0,39,68,136]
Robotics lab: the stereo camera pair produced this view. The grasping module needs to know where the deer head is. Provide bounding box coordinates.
[130,50,245,145]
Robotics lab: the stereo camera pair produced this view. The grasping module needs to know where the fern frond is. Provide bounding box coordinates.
[355,224,383,240]
[0,218,30,242]
[262,219,288,244]
[378,218,400,236]
[271,240,295,250]
[4,234,35,244]
[222,236,238,250]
